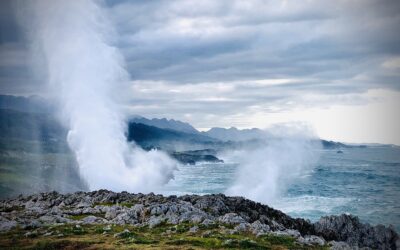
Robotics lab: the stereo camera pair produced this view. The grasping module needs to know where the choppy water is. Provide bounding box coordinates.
[164,147,400,231]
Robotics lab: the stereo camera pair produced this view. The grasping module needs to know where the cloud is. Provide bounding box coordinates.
[0,0,399,143]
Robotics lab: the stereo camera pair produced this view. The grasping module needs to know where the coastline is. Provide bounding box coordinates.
[0,190,398,249]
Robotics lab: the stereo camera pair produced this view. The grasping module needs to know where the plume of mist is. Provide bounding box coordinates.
[17,0,177,193]
[224,123,321,204]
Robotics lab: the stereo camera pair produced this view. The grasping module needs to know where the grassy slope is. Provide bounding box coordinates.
[0,138,86,199]
[0,222,328,250]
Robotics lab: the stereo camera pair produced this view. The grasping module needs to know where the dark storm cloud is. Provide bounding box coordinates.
[105,0,400,89]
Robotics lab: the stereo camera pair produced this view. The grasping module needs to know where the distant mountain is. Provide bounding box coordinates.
[203,127,266,142]
[0,95,53,114]
[129,117,199,134]
[320,140,366,149]
[126,122,220,151]
[0,95,371,151]
[0,108,66,142]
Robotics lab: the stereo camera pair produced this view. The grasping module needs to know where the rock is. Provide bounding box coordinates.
[0,190,398,249]
[49,206,62,215]
[329,241,353,250]
[38,215,71,224]
[81,215,106,224]
[189,226,199,233]
[218,213,246,225]
[272,229,299,237]
[234,223,249,232]
[297,235,326,246]
[105,206,120,220]
[43,232,52,237]
[76,201,92,208]
[24,231,37,238]
[201,219,215,226]
[148,216,165,228]
[21,220,42,230]
[38,215,57,224]
[114,229,131,238]
[314,214,399,249]
[249,220,270,235]
[285,229,301,238]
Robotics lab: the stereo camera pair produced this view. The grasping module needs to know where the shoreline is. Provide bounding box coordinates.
[0,190,398,249]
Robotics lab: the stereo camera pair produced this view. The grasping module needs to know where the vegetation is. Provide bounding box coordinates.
[0,222,329,249]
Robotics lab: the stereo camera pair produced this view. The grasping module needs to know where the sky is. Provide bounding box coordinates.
[0,0,400,145]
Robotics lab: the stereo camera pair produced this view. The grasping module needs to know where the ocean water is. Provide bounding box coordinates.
[164,147,400,231]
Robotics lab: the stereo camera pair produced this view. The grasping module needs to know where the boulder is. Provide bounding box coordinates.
[218,213,247,225]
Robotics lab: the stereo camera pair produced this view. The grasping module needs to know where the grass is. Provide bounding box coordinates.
[0,138,86,199]
[68,213,106,220]
[0,222,329,250]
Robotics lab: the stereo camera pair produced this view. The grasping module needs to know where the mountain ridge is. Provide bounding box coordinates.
[0,94,373,148]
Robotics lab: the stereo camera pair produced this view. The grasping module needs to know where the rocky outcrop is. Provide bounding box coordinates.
[315,214,399,250]
[0,190,398,249]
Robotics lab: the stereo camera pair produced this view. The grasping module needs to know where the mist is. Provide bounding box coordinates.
[224,123,321,204]
[16,0,177,193]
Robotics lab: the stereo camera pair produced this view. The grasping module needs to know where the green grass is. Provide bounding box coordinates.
[0,222,329,250]
[0,138,86,199]
[68,213,106,220]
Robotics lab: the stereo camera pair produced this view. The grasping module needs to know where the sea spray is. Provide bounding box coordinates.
[17,0,177,192]
[224,123,321,204]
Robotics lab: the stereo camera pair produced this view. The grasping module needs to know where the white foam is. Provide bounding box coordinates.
[272,195,353,214]
[225,124,321,204]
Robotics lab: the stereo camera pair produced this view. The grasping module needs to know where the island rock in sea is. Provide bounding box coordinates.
[0,190,398,249]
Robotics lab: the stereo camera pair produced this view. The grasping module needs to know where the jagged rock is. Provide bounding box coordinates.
[249,220,270,235]
[314,214,399,249]
[38,215,57,224]
[148,216,165,228]
[105,206,120,220]
[329,241,353,250]
[178,210,208,223]
[81,215,106,224]
[218,213,246,225]
[273,229,301,238]
[0,218,17,231]
[76,200,92,208]
[236,222,250,232]
[297,235,326,246]
[0,190,398,249]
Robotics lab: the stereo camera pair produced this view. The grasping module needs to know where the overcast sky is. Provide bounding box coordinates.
[1,0,399,144]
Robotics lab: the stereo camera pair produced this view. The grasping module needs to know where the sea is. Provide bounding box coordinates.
[164,146,400,231]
